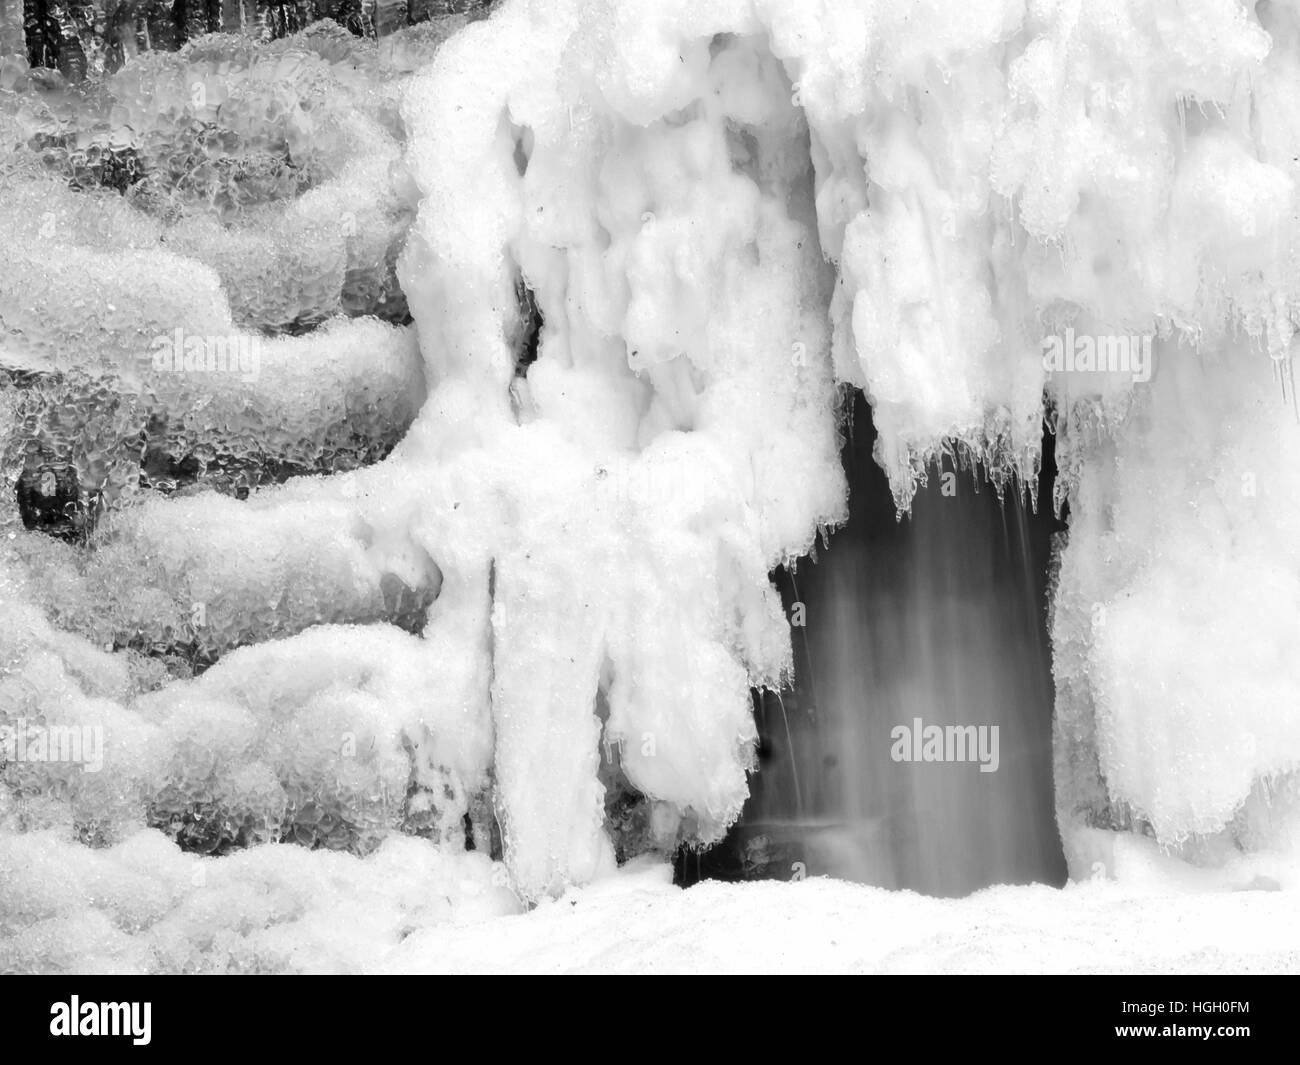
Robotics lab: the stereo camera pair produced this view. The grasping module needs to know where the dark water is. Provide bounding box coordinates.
[679,394,1068,896]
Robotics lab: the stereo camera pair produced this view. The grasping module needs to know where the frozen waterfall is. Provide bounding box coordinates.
[1,0,1299,974]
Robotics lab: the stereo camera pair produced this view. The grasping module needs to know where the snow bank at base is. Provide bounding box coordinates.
[372,853,1300,974]
[4,843,1293,974]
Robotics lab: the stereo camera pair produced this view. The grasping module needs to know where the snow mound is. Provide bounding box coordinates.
[382,854,1300,974]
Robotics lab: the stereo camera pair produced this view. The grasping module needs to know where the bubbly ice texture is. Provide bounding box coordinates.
[0,22,435,517]
[0,18,506,958]
[5,0,1300,943]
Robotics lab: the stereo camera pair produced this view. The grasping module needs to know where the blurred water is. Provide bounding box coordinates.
[681,393,1068,896]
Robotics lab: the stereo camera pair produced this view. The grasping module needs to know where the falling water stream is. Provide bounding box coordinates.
[680,394,1069,896]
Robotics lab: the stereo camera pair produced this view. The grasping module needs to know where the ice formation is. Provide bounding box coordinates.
[389,0,1300,892]
[4,0,1300,971]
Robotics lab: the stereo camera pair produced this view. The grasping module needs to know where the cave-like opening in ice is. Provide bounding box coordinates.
[677,393,1068,897]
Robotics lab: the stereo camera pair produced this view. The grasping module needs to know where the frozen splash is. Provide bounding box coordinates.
[2,0,1300,970]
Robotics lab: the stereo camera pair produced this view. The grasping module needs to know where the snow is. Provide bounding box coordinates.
[431,863,1294,977]
[383,857,1300,974]
[4,842,1293,973]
